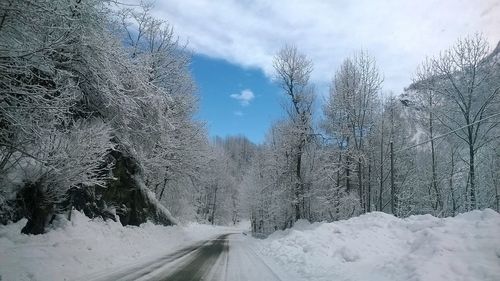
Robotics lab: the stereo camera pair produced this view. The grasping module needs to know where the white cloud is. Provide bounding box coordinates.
[234,110,244,116]
[154,0,500,95]
[230,89,255,106]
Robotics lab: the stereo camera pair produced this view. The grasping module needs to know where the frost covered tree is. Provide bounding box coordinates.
[242,123,295,234]
[116,3,208,222]
[410,34,500,210]
[195,142,240,225]
[0,0,120,233]
[273,45,315,222]
[0,0,204,233]
[323,51,382,213]
[409,60,446,214]
[215,136,256,224]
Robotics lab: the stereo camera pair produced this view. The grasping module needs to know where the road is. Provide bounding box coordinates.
[86,233,291,281]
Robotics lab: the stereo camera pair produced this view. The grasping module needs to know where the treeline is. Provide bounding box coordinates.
[244,36,500,235]
[0,0,244,234]
[1,1,499,238]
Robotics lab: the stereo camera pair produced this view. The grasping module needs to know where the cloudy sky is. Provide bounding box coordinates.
[155,0,499,91]
[150,0,500,142]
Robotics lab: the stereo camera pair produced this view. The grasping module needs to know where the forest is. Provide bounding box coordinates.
[1,0,499,239]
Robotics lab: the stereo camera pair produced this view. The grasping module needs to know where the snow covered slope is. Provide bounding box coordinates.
[0,211,232,281]
[256,210,500,281]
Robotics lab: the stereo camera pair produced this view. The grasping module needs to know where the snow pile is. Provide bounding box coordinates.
[256,210,500,281]
[0,211,231,281]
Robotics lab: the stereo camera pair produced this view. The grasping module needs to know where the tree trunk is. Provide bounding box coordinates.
[210,185,218,225]
[358,161,364,212]
[367,162,372,212]
[449,147,456,216]
[379,117,384,211]
[19,181,54,235]
[346,154,351,193]
[429,110,443,215]
[158,177,168,201]
[337,153,341,189]
[390,141,395,215]
[468,142,477,210]
[295,148,303,221]
[496,187,499,213]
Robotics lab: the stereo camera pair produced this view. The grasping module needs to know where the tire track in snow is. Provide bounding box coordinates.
[86,233,292,281]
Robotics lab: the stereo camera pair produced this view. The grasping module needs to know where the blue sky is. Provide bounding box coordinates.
[191,54,283,143]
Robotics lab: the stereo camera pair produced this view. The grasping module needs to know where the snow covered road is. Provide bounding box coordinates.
[2,210,500,281]
[86,233,294,281]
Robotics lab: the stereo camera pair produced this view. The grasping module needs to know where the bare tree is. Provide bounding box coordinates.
[273,45,314,221]
[418,34,500,210]
[327,51,382,212]
[411,59,446,215]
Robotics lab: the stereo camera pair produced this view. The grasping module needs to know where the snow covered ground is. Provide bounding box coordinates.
[0,211,234,281]
[1,210,499,281]
[255,209,500,281]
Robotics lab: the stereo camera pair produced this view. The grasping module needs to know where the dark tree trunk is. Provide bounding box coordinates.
[346,155,351,193]
[19,181,54,235]
[358,161,364,212]
[337,153,341,188]
[210,185,218,225]
[429,109,443,214]
[390,141,395,215]
[379,118,384,211]
[449,147,457,216]
[295,144,304,221]
[468,142,477,210]
[367,162,371,212]
[159,177,168,201]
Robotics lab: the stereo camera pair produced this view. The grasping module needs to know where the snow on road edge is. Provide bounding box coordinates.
[255,209,500,281]
[0,211,234,281]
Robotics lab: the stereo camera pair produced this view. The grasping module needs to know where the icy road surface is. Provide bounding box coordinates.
[86,233,296,281]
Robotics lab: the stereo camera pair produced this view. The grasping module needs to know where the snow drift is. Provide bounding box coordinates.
[0,211,230,281]
[256,209,500,281]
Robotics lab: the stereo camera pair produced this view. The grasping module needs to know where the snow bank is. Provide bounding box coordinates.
[256,210,500,281]
[0,211,231,281]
